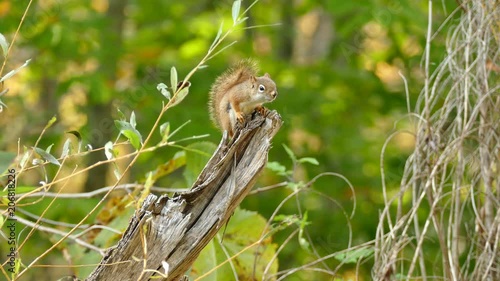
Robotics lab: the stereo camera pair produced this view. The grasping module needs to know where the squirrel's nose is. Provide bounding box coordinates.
[272,91,277,98]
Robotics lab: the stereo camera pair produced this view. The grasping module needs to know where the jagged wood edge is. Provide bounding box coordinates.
[86,110,283,281]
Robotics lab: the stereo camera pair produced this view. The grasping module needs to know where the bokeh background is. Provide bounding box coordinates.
[1,0,461,280]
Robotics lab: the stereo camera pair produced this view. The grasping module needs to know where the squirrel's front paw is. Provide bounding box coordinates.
[255,106,269,116]
[236,112,245,123]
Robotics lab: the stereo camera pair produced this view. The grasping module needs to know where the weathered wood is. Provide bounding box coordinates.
[86,110,282,281]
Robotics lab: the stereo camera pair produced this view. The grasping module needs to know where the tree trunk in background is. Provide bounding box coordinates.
[279,2,294,60]
[85,0,127,191]
[292,9,334,65]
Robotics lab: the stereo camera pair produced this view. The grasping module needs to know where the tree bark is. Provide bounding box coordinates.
[86,110,283,281]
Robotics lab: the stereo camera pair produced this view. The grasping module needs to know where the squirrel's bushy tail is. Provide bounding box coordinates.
[208,59,259,128]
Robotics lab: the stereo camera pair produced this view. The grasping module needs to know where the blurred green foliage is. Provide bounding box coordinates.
[0,0,461,280]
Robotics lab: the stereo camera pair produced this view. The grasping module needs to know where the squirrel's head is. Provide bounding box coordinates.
[250,74,278,101]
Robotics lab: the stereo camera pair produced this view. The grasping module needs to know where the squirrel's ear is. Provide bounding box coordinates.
[250,75,257,83]
[264,73,271,78]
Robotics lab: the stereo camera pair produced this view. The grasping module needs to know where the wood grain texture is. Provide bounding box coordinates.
[86,110,282,281]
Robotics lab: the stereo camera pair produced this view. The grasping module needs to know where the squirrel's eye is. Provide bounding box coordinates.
[258,85,266,92]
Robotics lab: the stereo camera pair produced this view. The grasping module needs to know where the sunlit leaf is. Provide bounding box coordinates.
[130,111,137,128]
[170,66,178,93]
[191,240,217,281]
[159,122,170,143]
[45,144,54,154]
[104,141,114,160]
[209,22,224,52]
[298,157,319,165]
[231,0,241,24]
[236,16,248,25]
[34,147,61,166]
[266,161,288,176]
[45,115,57,130]
[14,257,21,274]
[113,168,121,180]
[191,208,278,280]
[169,87,189,107]
[0,59,31,83]
[0,33,8,57]
[61,138,71,158]
[115,120,143,150]
[157,82,171,99]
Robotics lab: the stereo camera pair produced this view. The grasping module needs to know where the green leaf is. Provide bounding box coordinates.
[282,144,297,163]
[209,22,224,52]
[169,87,189,107]
[159,122,170,143]
[170,66,178,93]
[14,257,21,274]
[334,247,374,264]
[130,111,137,128]
[191,240,218,281]
[0,59,31,83]
[298,157,319,165]
[157,82,171,99]
[183,142,217,187]
[115,120,143,150]
[298,212,311,251]
[0,33,8,57]
[113,168,121,180]
[0,151,16,174]
[66,130,83,153]
[116,107,126,121]
[266,161,288,176]
[61,138,71,158]
[34,147,61,166]
[231,0,241,24]
[191,208,278,280]
[271,214,299,234]
[45,143,54,154]
[151,151,186,181]
[236,16,248,25]
[104,141,114,160]
[286,181,304,192]
[45,115,57,130]
[19,148,29,169]
[0,186,37,197]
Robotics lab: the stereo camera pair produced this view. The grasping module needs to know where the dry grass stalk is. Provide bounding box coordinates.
[375,1,500,280]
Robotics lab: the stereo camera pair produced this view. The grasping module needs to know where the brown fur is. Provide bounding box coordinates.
[208,59,278,137]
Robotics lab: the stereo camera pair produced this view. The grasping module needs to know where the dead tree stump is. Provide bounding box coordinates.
[86,111,282,281]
